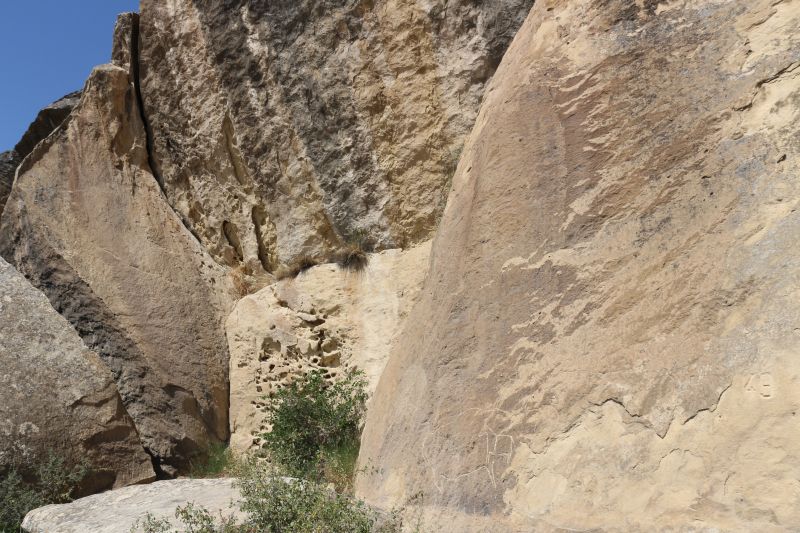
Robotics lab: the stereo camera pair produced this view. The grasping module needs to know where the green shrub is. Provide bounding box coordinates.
[260,369,367,486]
[237,460,380,533]
[131,460,403,533]
[0,453,86,532]
[131,368,419,533]
[131,503,241,533]
[189,443,234,479]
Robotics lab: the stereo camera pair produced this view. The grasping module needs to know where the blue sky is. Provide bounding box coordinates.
[0,1,140,151]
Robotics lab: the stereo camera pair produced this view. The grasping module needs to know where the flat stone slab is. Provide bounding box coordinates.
[23,479,242,533]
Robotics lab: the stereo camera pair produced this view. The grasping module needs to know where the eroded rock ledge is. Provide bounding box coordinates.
[226,242,431,453]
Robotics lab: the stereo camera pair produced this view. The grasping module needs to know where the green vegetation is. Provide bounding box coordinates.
[132,369,421,532]
[0,453,86,533]
[260,369,367,489]
[236,459,400,533]
[188,442,235,479]
[133,459,405,533]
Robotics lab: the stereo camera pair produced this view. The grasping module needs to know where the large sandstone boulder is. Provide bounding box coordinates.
[359,0,800,531]
[0,14,233,475]
[137,0,534,275]
[0,256,154,492]
[22,479,241,533]
[227,243,430,453]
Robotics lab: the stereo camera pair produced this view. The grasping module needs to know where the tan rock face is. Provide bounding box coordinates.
[137,0,534,274]
[0,14,233,474]
[0,91,80,217]
[359,1,800,530]
[226,243,430,453]
[0,256,154,492]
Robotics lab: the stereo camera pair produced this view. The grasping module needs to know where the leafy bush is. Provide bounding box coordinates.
[131,460,404,533]
[237,460,384,533]
[131,369,419,533]
[260,369,368,486]
[0,453,86,532]
[131,503,240,533]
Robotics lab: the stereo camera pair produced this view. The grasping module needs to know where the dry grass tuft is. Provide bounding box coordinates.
[335,246,369,272]
[275,255,320,281]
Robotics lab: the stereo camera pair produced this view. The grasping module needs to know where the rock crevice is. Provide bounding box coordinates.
[0,12,234,475]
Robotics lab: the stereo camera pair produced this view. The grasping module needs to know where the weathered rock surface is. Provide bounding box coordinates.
[0,14,234,474]
[0,150,19,216]
[0,256,154,492]
[0,91,80,217]
[227,242,430,453]
[359,1,800,531]
[138,0,534,275]
[13,91,81,158]
[22,478,241,533]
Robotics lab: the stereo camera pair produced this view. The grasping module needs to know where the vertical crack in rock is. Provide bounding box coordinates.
[222,220,244,263]
[127,13,207,249]
[128,14,162,190]
[251,205,276,273]
[0,12,233,477]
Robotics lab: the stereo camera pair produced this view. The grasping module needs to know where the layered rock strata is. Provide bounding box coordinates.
[227,243,430,453]
[0,13,233,474]
[137,0,534,275]
[359,0,800,531]
[0,256,154,492]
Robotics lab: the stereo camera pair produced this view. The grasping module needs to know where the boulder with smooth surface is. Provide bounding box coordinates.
[358,1,800,530]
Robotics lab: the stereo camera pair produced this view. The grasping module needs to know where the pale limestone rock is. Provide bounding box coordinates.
[358,1,800,531]
[0,14,234,474]
[226,242,430,453]
[22,479,241,533]
[0,256,154,492]
[137,0,534,275]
